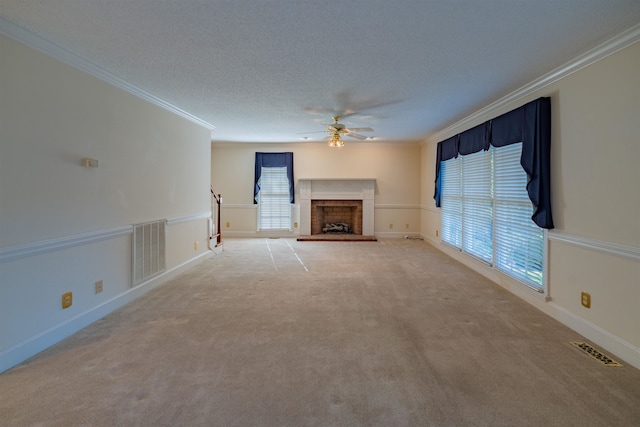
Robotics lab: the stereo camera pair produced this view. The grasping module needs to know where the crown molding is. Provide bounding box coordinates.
[0,17,215,131]
[429,23,640,143]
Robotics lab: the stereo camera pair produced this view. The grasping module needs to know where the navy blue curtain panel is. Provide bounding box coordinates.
[433,136,458,207]
[254,152,295,204]
[433,97,553,229]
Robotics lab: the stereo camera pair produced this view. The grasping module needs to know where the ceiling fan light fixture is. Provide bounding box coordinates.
[328,133,344,148]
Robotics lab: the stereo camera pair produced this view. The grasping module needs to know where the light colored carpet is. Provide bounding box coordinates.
[1,238,639,426]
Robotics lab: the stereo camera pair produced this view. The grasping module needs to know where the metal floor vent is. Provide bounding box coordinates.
[132,220,166,286]
[570,342,622,367]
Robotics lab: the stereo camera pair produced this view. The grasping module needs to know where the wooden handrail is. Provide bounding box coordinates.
[211,186,223,247]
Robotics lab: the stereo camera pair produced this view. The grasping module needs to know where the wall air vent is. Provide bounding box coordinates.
[132,220,166,286]
[570,342,622,367]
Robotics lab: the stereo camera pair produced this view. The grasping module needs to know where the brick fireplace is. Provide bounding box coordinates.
[298,179,375,237]
[311,200,363,235]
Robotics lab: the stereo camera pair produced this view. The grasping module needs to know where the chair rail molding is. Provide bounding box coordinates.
[0,226,133,263]
[548,231,640,262]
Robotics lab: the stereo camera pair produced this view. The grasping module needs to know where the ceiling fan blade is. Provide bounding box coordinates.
[347,127,373,132]
[296,130,328,135]
[346,132,368,140]
[305,91,403,124]
[334,92,357,117]
[335,91,403,115]
[303,106,335,115]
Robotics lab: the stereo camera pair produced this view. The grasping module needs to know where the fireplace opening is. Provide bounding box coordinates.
[311,200,362,235]
[323,222,352,234]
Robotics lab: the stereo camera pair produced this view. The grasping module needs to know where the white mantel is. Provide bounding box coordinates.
[298,178,376,236]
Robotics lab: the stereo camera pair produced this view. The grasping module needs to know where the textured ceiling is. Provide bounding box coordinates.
[2,1,640,143]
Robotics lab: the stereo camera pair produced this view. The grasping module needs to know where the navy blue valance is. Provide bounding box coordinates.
[459,123,490,155]
[254,152,294,204]
[434,97,553,229]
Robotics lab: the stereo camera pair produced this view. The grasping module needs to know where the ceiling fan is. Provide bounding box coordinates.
[303,91,401,119]
[300,116,374,147]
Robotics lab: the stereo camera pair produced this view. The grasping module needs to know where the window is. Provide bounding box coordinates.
[494,144,544,287]
[257,166,291,230]
[461,149,493,264]
[254,152,294,231]
[440,155,462,248]
[441,143,544,290]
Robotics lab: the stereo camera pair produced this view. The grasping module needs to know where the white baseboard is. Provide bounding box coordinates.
[547,302,640,370]
[0,251,212,374]
[222,231,301,238]
[224,231,418,239]
[423,234,640,370]
[374,232,413,239]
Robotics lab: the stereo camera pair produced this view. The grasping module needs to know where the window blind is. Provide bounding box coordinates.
[461,149,493,264]
[494,143,544,288]
[258,167,292,230]
[440,143,544,290]
[441,157,462,248]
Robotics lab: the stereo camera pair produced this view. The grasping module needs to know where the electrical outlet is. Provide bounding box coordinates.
[436,229,439,237]
[581,292,591,308]
[405,224,409,229]
[194,241,199,250]
[95,280,103,294]
[226,222,230,228]
[81,157,99,168]
[294,222,298,228]
[62,292,73,309]
[389,224,393,229]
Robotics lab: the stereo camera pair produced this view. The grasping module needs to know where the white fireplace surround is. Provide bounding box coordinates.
[299,179,375,236]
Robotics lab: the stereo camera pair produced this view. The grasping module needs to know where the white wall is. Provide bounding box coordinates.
[421,41,640,368]
[211,141,422,237]
[0,35,213,372]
